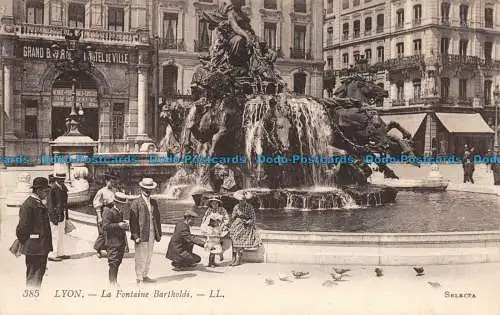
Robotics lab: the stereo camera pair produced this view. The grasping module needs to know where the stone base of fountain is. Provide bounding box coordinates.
[192,184,397,211]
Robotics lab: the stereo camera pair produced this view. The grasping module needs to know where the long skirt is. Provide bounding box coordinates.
[229,218,261,249]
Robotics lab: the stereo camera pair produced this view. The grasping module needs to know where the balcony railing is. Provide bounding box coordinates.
[413,19,422,26]
[408,98,424,105]
[460,20,469,27]
[353,31,360,38]
[376,26,383,33]
[15,23,141,44]
[456,97,473,107]
[374,55,424,71]
[326,39,333,47]
[158,38,185,51]
[194,40,210,52]
[441,17,450,25]
[392,99,406,107]
[342,34,349,40]
[395,23,404,30]
[364,30,372,36]
[441,54,482,66]
[289,48,311,60]
[485,21,494,28]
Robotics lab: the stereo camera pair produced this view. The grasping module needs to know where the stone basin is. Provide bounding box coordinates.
[192,184,397,211]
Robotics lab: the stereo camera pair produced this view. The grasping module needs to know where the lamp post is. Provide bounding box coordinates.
[493,85,500,154]
[51,29,93,137]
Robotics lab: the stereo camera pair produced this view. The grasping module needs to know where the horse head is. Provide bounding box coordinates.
[338,76,388,104]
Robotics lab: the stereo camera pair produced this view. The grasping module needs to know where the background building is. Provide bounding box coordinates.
[0,0,324,163]
[324,0,500,155]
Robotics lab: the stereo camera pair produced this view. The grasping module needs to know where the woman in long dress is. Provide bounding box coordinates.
[200,198,231,267]
[229,191,261,266]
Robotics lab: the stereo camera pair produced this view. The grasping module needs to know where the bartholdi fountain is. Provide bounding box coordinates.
[158,4,418,212]
[62,2,500,265]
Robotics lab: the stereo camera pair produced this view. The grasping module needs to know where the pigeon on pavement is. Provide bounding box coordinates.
[279,274,293,282]
[375,267,383,277]
[427,281,441,288]
[333,267,351,275]
[291,271,310,279]
[413,267,425,276]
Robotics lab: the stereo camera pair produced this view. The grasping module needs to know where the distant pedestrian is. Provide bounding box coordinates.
[47,173,69,261]
[130,178,162,285]
[16,177,52,288]
[102,192,129,287]
[166,208,207,271]
[485,149,493,173]
[463,151,475,183]
[93,172,119,258]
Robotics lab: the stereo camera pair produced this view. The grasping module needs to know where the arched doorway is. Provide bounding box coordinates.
[293,72,307,94]
[51,71,99,140]
[163,65,178,97]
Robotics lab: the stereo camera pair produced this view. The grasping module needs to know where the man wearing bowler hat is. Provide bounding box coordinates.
[16,177,52,287]
[102,192,129,286]
[47,172,69,261]
[93,172,119,257]
[129,178,162,285]
[166,208,207,271]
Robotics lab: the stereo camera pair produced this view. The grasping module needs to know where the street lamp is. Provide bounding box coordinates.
[493,85,500,154]
[51,29,93,137]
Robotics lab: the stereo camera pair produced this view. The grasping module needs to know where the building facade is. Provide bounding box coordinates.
[0,0,324,163]
[153,0,324,136]
[324,0,500,155]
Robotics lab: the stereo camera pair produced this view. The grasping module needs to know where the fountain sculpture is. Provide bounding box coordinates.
[159,2,418,210]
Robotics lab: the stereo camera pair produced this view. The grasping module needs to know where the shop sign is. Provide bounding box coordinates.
[52,88,98,108]
[22,45,129,64]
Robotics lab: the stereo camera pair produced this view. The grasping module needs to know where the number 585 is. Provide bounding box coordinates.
[23,289,39,298]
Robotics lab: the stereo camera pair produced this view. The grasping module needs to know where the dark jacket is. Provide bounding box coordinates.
[16,196,53,255]
[166,221,205,262]
[47,183,68,224]
[129,196,162,243]
[102,205,127,249]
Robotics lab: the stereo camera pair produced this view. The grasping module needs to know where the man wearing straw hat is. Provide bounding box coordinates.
[129,178,162,285]
[102,192,130,287]
[166,208,207,271]
[47,172,69,262]
[93,172,119,258]
[16,177,52,288]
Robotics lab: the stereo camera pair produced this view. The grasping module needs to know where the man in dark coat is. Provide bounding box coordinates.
[93,172,119,258]
[129,178,162,285]
[102,192,129,286]
[166,208,207,271]
[47,172,69,261]
[16,177,52,288]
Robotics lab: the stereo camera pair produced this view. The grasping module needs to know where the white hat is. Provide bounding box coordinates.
[139,177,157,190]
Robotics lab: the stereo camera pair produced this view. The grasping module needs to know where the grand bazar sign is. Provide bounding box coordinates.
[22,44,129,64]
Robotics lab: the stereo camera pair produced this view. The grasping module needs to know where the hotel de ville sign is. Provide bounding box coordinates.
[19,43,130,65]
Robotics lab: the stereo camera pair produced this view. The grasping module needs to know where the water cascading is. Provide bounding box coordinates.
[243,94,333,186]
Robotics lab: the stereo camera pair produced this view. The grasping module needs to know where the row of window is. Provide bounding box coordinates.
[338,0,372,10]
[27,0,124,31]
[163,12,307,53]
[440,3,494,28]
[332,37,494,69]
[334,3,494,42]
